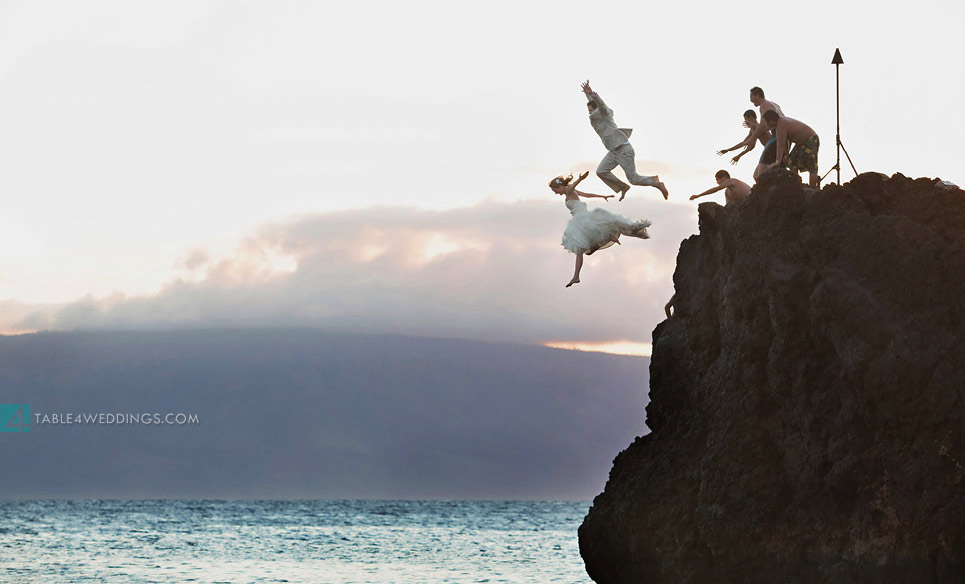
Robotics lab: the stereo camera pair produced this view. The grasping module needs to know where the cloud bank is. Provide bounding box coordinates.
[11,197,698,345]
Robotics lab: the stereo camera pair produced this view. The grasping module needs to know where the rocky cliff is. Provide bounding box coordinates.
[579,170,965,583]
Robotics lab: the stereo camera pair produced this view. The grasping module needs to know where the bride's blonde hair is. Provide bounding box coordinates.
[548,174,574,189]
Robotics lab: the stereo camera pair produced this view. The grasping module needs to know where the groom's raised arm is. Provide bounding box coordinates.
[587,91,611,115]
[581,80,611,115]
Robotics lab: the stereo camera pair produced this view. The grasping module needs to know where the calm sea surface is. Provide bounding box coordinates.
[0,500,592,583]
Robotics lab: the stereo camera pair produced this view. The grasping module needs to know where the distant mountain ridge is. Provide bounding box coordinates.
[0,329,649,500]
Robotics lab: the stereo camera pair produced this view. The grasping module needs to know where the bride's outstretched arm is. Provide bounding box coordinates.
[578,191,613,201]
[574,171,589,184]
[564,171,592,196]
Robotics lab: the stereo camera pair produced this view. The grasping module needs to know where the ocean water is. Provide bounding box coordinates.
[0,500,592,584]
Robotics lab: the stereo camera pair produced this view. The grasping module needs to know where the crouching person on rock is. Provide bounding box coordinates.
[763,109,820,188]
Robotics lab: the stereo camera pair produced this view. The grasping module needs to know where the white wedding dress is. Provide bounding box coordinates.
[561,199,651,255]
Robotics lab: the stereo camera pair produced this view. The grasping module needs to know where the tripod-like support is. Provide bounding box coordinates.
[822,135,858,183]
[825,48,857,185]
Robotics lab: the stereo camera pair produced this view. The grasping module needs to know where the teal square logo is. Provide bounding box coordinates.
[1,404,30,432]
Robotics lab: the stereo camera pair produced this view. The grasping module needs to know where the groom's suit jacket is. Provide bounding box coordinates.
[587,91,633,152]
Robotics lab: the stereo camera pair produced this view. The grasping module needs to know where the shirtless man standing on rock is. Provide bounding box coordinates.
[727,87,785,182]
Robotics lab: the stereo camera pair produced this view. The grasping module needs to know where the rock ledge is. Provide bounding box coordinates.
[579,171,965,583]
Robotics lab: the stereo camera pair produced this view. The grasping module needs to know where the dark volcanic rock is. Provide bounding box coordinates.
[579,170,965,583]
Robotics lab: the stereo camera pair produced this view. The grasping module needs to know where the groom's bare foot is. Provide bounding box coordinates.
[565,278,580,288]
[657,181,669,200]
[618,187,629,201]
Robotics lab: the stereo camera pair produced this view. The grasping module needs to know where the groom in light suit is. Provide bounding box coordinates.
[582,80,669,201]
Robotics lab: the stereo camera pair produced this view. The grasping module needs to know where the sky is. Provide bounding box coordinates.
[1,0,963,354]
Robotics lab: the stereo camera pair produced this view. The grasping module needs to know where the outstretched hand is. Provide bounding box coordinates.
[603,195,613,201]
[730,155,741,165]
[580,80,592,94]
[689,195,699,201]
[578,171,589,181]
[716,149,727,156]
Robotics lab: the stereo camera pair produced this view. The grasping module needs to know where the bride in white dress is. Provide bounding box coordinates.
[549,172,652,287]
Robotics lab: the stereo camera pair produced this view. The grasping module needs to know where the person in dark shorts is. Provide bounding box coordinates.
[758,132,778,166]
[747,87,785,182]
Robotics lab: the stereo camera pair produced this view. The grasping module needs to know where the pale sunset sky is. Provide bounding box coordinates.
[0,0,962,355]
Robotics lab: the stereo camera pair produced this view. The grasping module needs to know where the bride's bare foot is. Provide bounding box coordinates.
[565,278,580,288]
